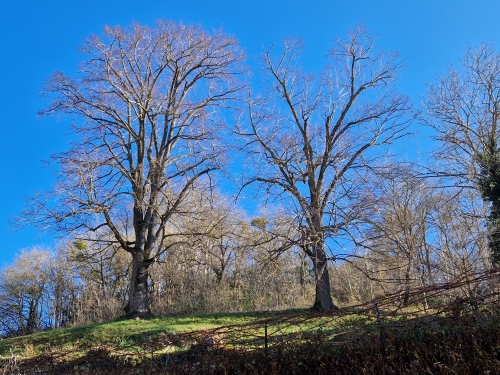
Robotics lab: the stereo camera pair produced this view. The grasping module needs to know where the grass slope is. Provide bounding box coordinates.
[0,309,306,360]
[2,308,500,374]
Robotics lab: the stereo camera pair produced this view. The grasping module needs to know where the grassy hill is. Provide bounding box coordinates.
[0,309,308,374]
[2,305,500,374]
[0,310,279,357]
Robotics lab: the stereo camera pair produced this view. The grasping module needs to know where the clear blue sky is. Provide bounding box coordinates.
[1,0,499,266]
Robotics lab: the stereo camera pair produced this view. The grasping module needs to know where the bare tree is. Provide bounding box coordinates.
[23,21,245,318]
[66,237,130,321]
[422,43,500,265]
[361,168,436,306]
[238,26,411,310]
[429,189,490,282]
[0,247,54,336]
[166,190,249,284]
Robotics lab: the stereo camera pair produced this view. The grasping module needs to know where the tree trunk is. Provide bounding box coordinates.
[403,270,411,307]
[124,252,153,319]
[311,246,337,311]
[402,253,413,307]
[26,298,39,334]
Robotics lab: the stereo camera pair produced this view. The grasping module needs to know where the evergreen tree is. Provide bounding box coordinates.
[478,137,500,266]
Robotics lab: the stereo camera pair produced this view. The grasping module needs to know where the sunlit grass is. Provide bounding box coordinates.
[2,306,422,366]
[1,304,483,374]
[0,308,309,359]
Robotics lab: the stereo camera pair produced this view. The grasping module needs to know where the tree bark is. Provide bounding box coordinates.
[311,242,337,311]
[403,270,411,307]
[125,252,153,319]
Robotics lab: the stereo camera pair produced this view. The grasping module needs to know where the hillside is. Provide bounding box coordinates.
[2,294,500,374]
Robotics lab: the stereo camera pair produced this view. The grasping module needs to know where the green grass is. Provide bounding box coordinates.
[0,308,309,359]
[3,306,495,374]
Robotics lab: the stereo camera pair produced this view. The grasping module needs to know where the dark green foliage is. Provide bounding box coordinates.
[478,137,500,266]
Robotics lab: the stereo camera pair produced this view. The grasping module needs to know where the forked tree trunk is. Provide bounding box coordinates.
[125,252,153,319]
[311,246,337,311]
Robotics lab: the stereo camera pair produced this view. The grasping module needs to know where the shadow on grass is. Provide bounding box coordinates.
[7,312,500,374]
[0,308,311,358]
